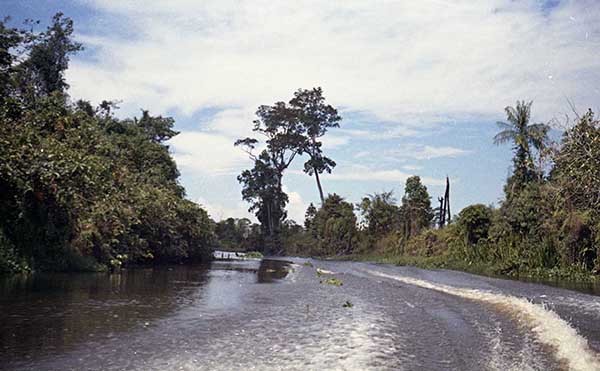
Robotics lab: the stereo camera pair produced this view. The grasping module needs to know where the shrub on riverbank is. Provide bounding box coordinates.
[303,194,357,256]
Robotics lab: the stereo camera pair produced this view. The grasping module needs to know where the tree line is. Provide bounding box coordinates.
[3,13,599,278]
[234,87,438,256]
[237,91,600,277]
[0,14,214,273]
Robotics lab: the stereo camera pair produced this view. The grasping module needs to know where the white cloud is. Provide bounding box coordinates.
[69,0,600,126]
[61,0,600,219]
[195,183,307,223]
[204,107,256,139]
[196,196,254,221]
[326,166,445,186]
[338,126,420,140]
[402,164,423,171]
[168,131,249,175]
[353,151,370,159]
[321,135,350,149]
[282,185,308,223]
[400,145,471,160]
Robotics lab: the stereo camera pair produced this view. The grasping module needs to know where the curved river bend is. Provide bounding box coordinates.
[2,258,600,370]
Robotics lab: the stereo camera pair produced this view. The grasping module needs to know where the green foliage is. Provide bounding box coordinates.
[553,109,600,211]
[0,229,30,273]
[235,87,341,248]
[494,100,550,191]
[345,104,600,280]
[214,217,259,251]
[358,191,401,236]
[457,204,493,245]
[244,251,264,259]
[557,211,595,270]
[279,219,312,255]
[405,228,452,257]
[17,13,83,99]
[237,151,288,251]
[304,203,318,234]
[0,15,214,273]
[309,194,357,255]
[321,277,343,286]
[371,232,404,255]
[400,176,434,237]
[289,87,341,202]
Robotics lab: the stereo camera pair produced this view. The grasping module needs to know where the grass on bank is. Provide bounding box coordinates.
[338,251,599,284]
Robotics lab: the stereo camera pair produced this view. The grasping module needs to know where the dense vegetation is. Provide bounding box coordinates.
[0,14,214,273]
[237,88,600,278]
[3,14,599,281]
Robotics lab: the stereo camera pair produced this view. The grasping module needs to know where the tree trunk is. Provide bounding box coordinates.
[438,196,445,228]
[314,167,325,205]
[267,202,273,237]
[274,172,283,234]
[310,135,325,205]
[445,177,451,223]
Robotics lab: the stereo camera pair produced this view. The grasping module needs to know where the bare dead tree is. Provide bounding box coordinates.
[438,177,451,228]
[438,196,445,228]
[445,176,451,223]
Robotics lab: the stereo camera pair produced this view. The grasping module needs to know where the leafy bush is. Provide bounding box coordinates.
[0,15,215,273]
[0,229,29,273]
[307,194,357,255]
[456,204,493,245]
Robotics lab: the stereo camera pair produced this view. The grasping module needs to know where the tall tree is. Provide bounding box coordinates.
[0,19,23,107]
[236,101,305,183]
[304,203,318,235]
[237,151,289,251]
[235,97,306,246]
[494,100,549,190]
[289,87,341,204]
[17,13,82,100]
[400,176,433,237]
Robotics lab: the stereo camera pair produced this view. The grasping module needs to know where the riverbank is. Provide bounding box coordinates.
[336,252,600,286]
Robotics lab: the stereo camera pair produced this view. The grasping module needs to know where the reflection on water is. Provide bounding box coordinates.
[258,259,291,283]
[0,259,290,369]
[2,257,598,370]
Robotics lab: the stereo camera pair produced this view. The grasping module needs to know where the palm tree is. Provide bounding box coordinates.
[494,100,549,186]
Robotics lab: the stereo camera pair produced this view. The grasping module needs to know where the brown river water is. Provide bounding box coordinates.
[2,257,600,370]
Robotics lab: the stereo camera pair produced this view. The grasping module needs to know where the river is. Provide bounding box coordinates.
[2,258,600,370]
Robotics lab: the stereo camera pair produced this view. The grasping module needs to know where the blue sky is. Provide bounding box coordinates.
[4,0,600,222]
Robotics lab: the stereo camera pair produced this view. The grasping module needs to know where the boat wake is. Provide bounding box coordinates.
[365,269,600,371]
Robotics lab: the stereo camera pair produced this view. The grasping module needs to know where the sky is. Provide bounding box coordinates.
[3,0,600,223]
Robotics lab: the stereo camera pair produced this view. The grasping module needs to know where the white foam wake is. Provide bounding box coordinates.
[366,270,600,371]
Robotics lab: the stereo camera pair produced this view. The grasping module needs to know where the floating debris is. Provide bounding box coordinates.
[316,268,335,276]
[321,277,343,286]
